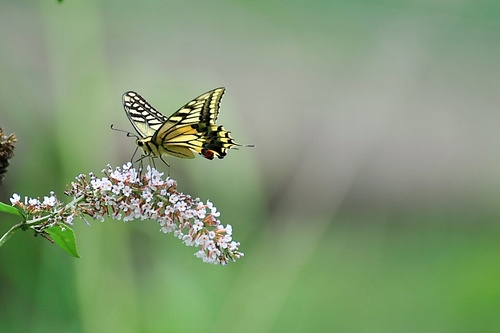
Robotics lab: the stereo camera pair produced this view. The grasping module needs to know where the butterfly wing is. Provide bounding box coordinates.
[161,87,225,128]
[122,91,168,138]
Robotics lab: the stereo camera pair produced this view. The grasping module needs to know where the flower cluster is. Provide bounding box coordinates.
[10,163,244,265]
[9,191,69,233]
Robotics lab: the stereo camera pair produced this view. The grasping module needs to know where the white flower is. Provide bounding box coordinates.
[192,220,204,232]
[195,250,206,259]
[210,206,220,218]
[142,203,152,212]
[43,195,57,207]
[206,200,214,210]
[123,214,135,222]
[10,193,20,205]
[229,241,240,251]
[28,198,40,206]
[122,186,132,197]
[197,234,209,246]
[174,200,187,212]
[66,214,75,224]
[183,234,195,246]
[195,207,206,219]
[184,209,193,218]
[91,178,102,190]
[142,190,153,202]
[206,240,216,251]
[100,178,112,192]
[217,237,228,249]
[169,194,179,204]
[112,185,121,195]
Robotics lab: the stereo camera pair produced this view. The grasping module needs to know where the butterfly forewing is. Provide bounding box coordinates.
[163,87,224,128]
[123,91,167,137]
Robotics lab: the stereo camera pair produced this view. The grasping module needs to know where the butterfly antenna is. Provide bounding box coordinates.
[110,124,138,139]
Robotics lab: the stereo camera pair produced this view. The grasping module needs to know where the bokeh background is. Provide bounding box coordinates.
[1,1,500,332]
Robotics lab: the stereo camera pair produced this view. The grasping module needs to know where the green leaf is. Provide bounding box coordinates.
[0,201,24,218]
[45,225,80,258]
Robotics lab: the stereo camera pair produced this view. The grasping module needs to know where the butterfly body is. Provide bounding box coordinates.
[122,88,251,164]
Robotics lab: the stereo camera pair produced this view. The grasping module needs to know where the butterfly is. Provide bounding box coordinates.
[122,87,253,166]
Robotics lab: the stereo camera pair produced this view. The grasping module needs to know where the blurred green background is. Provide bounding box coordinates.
[1,0,500,332]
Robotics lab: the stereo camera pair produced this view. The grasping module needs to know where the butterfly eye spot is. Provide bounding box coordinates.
[201,149,215,160]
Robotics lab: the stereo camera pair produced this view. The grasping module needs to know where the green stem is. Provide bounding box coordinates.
[157,195,169,203]
[0,222,24,247]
